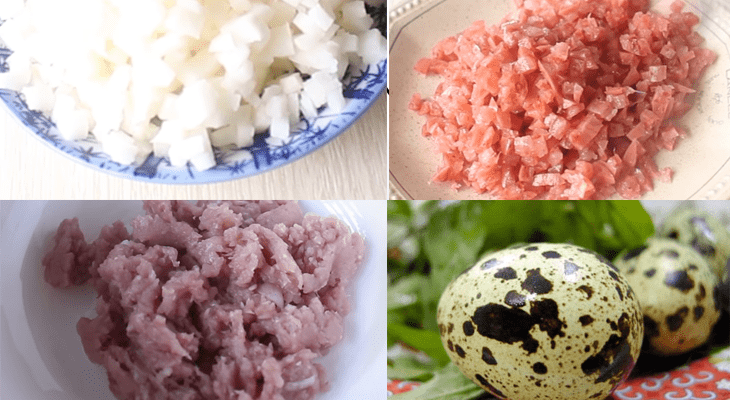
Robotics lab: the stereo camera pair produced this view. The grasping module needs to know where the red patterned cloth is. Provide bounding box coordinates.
[388,348,730,399]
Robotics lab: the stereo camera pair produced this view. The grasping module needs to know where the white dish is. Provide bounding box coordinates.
[0,200,386,400]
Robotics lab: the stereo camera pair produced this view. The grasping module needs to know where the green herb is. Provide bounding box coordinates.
[389,363,487,400]
[386,200,655,398]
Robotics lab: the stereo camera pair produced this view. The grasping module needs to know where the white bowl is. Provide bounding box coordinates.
[0,200,386,400]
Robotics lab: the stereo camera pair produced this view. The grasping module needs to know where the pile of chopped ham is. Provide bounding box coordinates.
[42,201,365,400]
[409,0,717,199]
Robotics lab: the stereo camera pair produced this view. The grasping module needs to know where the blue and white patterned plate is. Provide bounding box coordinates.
[0,6,387,184]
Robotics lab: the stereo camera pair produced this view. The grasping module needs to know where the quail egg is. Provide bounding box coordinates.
[437,243,643,400]
[657,207,730,282]
[614,238,721,356]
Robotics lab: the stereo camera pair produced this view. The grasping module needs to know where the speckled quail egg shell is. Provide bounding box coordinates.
[657,208,730,283]
[614,237,721,356]
[436,243,644,400]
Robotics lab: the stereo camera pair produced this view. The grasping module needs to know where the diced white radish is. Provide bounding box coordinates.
[210,104,256,147]
[190,149,216,171]
[0,0,386,172]
[51,93,89,140]
[280,0,301,9]
[131,54,176,88]
[165,4,205,39]
[339,1,372,33]
[326,84,346,112]
[333,31,358,54]
[269,2,297,27]
[266,24,296,57]
[309,4,335,31]
[102,130,144,165]
[286,92,300,124]
[152,119,189,157]
[54,109,91,141]
[0,52,31,91]
[210,122,255,148]
[266,94,287,119]
[269,117,289,139]
[299,91,318,118]
[230,0,253,13]
[279,73,303,94]
[357,28,386,65]
[223,8,271,46]
[168,132,212,167]
[21,83,55,114]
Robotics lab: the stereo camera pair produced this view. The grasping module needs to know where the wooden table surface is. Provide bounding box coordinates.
[1,92,387,200]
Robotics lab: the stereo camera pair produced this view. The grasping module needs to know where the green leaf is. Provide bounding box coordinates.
[388,200,413,220]
[387,354,437,381]
[387,322,450,367]
[388,275,428,311]
[609,201,655,247]
[389,363,486,400]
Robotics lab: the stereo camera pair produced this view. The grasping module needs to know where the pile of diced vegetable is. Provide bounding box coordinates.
[0,0,386,170]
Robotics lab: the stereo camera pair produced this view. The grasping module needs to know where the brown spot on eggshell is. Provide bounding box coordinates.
[713,285,722,311]
[542,250,561,259]
[463,321,474,336]
[693,306,704,321]
[504,290,526,307]
[532,362,547,374]
[622,245,647,261]
[472,303,540,354]
[581,313,634,385]
[659,249,680,258]
[475,374,505,398]
[666,306,689,331]
[522,268,553,294]
[455,344,466,358]
[691,236,716,257]
[482,346,497,365]
[696,284,706,302]
[471,298,564,355]
[530,298,566,339]
[577,285,593,299]
[579,315,594,326]
[645,269,656,278]
[495,267,517,280]
[664,270,694,292]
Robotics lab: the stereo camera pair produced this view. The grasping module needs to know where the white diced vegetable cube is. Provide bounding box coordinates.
[357,28,386,65]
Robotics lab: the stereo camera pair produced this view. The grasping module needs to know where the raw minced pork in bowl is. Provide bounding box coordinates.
[0,0,387,183]
[0,200,386,400]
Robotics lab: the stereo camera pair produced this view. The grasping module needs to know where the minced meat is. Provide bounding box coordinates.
[409,0,717,199]
[42,201,365,400]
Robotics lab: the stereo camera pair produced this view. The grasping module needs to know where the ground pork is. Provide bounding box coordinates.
[42,201,365,400]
